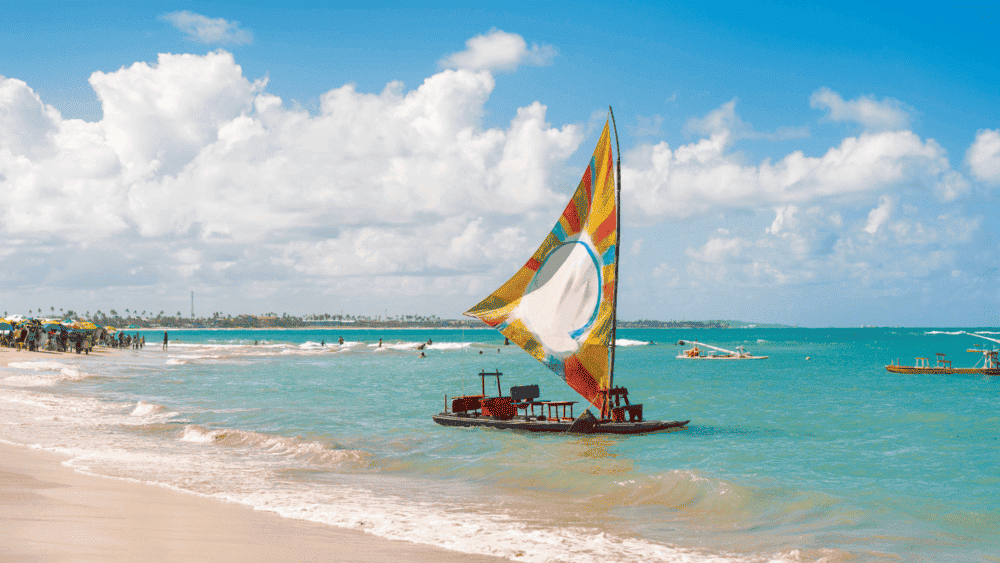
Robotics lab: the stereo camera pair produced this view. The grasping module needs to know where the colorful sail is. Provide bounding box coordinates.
[465,120,617,411]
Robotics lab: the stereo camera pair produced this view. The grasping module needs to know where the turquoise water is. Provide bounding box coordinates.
[2,327,998,562]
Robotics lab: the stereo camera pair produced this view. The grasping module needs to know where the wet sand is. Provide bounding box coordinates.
[0,443,510,562]
[0,345,109,367]
[0,350,510,562]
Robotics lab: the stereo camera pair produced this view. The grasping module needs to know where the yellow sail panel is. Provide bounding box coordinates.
[465,120,617,409]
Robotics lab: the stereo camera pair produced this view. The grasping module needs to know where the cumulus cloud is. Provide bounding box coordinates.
[684,100,809,142]
[686,236,751,263]
[163,11,253,45]
[0,47,582,309]
[965,129,1000,186]
[622,97,986,301]
[625,99,967,223]
[0,76,62,158]
[439,30,556,72]
[863,195,892,234]
[0,45,990,320]
[810,87,911,131]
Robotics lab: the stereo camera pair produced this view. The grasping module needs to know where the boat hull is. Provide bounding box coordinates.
[432,413,689,434]
[885,365,1000,375]
[676,355,768,360]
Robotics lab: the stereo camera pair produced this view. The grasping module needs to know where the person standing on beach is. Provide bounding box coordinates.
[163,331,169,350]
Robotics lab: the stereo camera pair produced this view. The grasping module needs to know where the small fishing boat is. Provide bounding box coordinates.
[886,332,1000,375]
[433,109,689,435]
[677,340,767,360]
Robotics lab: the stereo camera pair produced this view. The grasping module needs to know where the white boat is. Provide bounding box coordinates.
[677,340,767,360]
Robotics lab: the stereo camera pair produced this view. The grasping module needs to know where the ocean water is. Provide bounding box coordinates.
[2,327,998,562]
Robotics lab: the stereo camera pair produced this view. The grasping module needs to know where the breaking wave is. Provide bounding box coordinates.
[178,425,371,469]
[616,339,650,346]
[3,361,98,387]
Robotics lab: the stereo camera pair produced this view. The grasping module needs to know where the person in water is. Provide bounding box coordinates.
[419,352,426,358]
[338,336,344,345]
[378,338,382,347]
[162,331,168,350]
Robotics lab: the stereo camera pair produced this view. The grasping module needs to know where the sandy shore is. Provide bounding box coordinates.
[0,348,509,562]
[0,442,510,563]
[0,345,112,367]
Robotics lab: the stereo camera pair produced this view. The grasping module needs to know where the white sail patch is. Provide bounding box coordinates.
[511,234,602,358]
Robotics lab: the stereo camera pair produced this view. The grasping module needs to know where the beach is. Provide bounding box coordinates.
[0,345,509,562]
[0,441,509,563]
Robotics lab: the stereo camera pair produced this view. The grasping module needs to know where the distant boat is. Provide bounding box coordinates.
[432,110,688,435]
[677,340,768,360]
[886,332,1000,375]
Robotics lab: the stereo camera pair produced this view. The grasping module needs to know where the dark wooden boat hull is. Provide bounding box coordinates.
[432,413,689,434]
[885,365,1000,375]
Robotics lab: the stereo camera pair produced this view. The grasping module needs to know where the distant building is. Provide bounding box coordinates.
[255,315,280,327]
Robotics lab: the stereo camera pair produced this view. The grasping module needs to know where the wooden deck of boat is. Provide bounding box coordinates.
[432,413,689,434]
[885,365,1000,375]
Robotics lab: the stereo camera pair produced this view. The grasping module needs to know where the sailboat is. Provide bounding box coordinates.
[886,332,1000,375]
[432,109,689,434]
[677,340,767,359]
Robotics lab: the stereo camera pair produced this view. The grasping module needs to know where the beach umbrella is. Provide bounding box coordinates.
[69,321,98,332]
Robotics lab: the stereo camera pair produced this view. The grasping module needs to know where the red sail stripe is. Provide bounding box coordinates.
[582,163,592,206]
[564,356,601,407]
[603,281,615,300]
[562,200,581,234]
[593,212,616,245]
[525,258,542,271]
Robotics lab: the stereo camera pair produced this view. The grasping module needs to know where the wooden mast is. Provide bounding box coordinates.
[606,106,622,419]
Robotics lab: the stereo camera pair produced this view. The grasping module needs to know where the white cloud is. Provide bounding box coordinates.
[0,44,991,322]
[965,129,1000,186]
[686,236,751,263]
[0,47,584,309]
[630,239,642,256]
[0,76,62,158]
[684,100,808,142]
[810,87,911,131]
[439,30,556,72]
[766,205,798,235]
[163,11,252,45]
[863,196,892,234]
[624,100,967,223]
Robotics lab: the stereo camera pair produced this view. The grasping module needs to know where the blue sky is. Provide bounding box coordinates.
[1,1,998,326]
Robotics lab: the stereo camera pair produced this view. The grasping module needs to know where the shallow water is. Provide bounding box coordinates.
[2,327,998,562]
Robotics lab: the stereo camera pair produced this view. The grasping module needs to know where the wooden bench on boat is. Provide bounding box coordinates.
[451,394,485,414]
[510,384,546,418]
[543,400,577,421]
[608,386,643,422]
